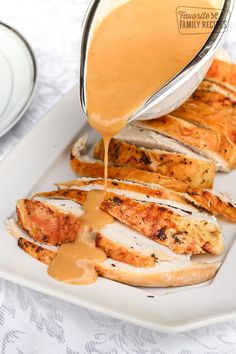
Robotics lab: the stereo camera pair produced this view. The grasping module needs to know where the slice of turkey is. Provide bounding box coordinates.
[205,58,236,94]
[171,81,236,146]
[135,116,236,172]
[70,135,188,190]
[96,258,221,287]
[15,235,221,288]
[93,138,216,188]
[200,80,236,101]
[116,124,215,165]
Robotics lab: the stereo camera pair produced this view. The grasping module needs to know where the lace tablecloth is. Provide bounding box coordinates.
[0,1,236,353]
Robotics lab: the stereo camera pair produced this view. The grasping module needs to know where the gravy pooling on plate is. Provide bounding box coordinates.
[47,191,114,285]
[49,0,223,285]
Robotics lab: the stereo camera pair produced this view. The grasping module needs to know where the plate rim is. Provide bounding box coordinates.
[0,20,37,138]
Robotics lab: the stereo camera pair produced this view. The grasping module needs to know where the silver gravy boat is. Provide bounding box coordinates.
[79,0,234,122]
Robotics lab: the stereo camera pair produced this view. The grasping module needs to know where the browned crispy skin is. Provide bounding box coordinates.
[70,154,188,191]
[34,189,87,205]
[206,59,236,93]
[69,155,236,222]
[18,237,56,265]
[16,199,82,245]
[101,193,223,255]
[136,116,236,171]
[172,82,236,145]
[186,189,236,222]
[70,152,106,179]
[57,178,187,205]
[94,138,216,188]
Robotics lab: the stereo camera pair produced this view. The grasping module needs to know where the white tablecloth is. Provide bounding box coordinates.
[1,1,236,353]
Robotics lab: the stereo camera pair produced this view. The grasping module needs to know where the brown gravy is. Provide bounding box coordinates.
[48,192,114,285]
[81,190,114,229]
[49,0,221,285]
[48,225,107,285]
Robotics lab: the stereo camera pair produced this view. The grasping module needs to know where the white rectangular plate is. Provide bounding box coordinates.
[0,87,236,333]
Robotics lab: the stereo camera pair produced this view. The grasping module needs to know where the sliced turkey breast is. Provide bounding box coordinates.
[116,124,211,161]
[184,189,236,222]
[96,258,221,287]
[171,81,236,146]
[93,138,216,188]
[135,116,236,172]
[70,136,185,189]
[100,193,223,255]
[57,176,188,205]
[16,237,220,287]
[31,188,223,255]
[205,59,236,94]
[70,137,236,222]
[16,196,190,268]
[199,80,236,101]
[56,177,217,225]
[18,237,56,265]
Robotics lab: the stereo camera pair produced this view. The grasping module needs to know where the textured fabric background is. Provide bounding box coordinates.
[0,1,236,353]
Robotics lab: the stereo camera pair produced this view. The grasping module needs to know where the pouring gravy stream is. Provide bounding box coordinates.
[48,0,220,284]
